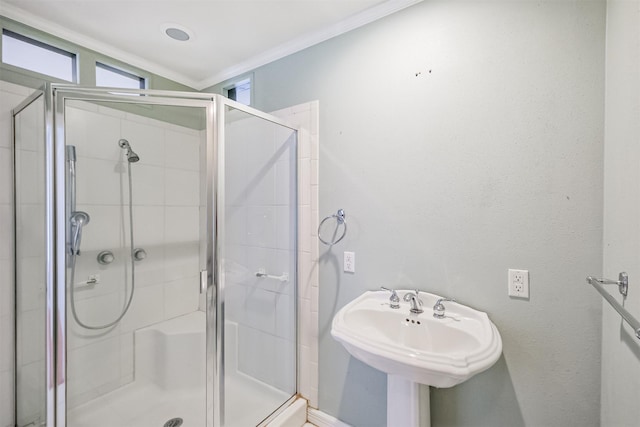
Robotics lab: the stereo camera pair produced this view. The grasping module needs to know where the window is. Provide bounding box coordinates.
[1,29,77,82]
[224,77,251,106]
[96,62,146,89]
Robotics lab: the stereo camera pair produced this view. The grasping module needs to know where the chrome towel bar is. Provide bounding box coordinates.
[590,272,628,296]
[587,274,640,340]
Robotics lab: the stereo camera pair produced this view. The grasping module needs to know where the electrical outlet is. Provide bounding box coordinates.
[344,251,355,273]
[508,269,529,298]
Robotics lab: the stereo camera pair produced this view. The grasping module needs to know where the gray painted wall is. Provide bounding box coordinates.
[602,1,640,426]
[210,1,606,426]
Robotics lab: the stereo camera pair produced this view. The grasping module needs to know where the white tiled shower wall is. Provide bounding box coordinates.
[64,101,204,408]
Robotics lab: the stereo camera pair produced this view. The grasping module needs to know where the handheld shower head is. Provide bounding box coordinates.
[70,211,90,255]
[118,139,140,163]
[70,211,90,227]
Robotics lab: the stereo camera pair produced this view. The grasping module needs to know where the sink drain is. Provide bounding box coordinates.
[163,418,183,427]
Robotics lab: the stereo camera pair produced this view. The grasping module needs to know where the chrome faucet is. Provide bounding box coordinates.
[380,287,400,309]
[403,290,423,314]
[433,298,456,319]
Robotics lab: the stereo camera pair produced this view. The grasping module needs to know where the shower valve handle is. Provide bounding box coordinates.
[133,248,147,261]
[97,250,115,265]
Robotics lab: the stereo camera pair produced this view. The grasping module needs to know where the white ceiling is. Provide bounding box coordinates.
[1,0,421,89]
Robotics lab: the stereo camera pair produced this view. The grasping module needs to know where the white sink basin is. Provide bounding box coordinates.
[331,290,502,388]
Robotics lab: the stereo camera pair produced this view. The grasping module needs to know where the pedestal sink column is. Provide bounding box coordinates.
[387,375,430,427]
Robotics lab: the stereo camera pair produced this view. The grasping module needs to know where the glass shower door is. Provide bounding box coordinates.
[57,92,212,427]
[220,103,298,426]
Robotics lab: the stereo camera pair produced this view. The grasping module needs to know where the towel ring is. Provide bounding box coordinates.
[318,209,347,246]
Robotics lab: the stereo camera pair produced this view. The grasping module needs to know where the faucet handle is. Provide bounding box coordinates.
[433,298,456,319]
[380,287,400,309]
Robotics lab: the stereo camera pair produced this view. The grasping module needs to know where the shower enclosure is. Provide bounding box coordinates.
[12,84,298,427]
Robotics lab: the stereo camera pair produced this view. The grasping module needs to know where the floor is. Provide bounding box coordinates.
[68,371,289,426]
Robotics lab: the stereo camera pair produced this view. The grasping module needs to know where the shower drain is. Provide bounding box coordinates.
[163,418,183,427]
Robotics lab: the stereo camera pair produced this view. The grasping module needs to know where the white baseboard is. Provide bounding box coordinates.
[268,398,308,427]
[307,408,352,427]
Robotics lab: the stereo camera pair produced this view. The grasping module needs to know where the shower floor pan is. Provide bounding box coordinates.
[67,312,290,426]
[67,372,287,426]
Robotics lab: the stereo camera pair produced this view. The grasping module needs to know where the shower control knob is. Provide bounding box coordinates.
[133,248,147,261]
[97,250,115,265]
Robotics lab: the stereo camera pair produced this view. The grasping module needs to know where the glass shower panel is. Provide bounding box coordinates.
[14,93,46,427]
[222,105,297,426]
[62,99,208,427]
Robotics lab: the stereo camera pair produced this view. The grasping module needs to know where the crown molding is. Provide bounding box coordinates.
[195,0,423,89]
[1,0,423,91]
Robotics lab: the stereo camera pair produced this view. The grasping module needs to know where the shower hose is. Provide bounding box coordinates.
[68,158,136,330]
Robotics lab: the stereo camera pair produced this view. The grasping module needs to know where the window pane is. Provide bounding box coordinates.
[226,78,251,105]
[96,62,145,89]
[2,30,76,82]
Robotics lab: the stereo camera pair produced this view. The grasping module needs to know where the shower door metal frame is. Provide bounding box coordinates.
[41,84,299,427]
[11,88,50,427]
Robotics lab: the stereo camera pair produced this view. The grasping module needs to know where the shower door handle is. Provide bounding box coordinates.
[200,270,208,294]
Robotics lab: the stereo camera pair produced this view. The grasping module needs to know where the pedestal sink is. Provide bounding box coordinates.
[331,290,502,427]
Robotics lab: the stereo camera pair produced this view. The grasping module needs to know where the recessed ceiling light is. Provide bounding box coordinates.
[161,23,193,42]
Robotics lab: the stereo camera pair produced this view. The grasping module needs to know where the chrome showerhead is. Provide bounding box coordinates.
[118,139,140,163]
[126,150,140,163]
